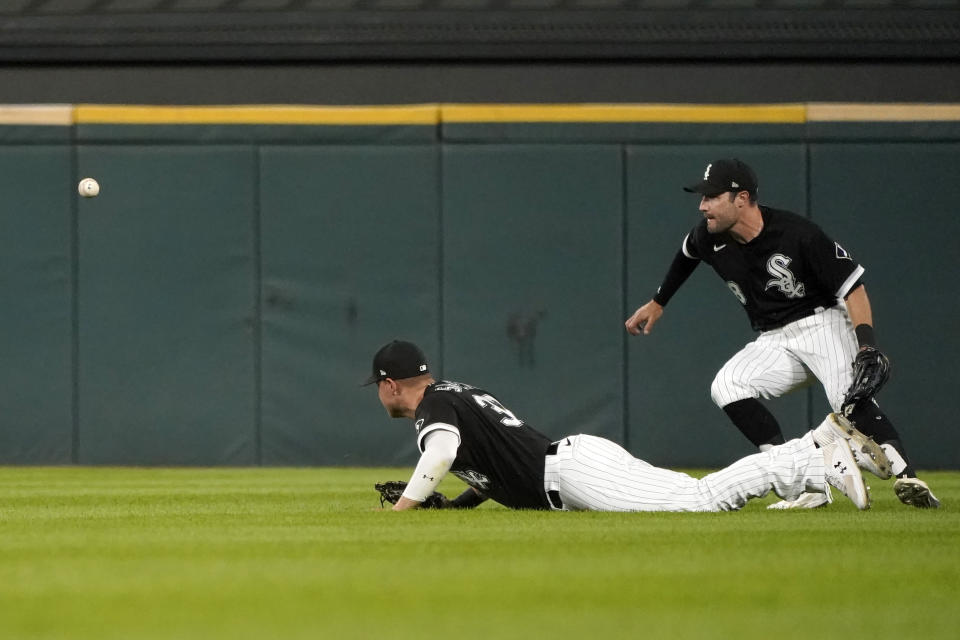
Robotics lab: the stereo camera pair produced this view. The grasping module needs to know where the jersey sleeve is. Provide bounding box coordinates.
[653,246,700,307]
[414,392,462,453]
[682,224,705,260]
[401,430,459,502]
[805,224,865,298]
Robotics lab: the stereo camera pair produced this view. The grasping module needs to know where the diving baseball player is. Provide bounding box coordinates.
[366,340,890,512]
[624,158,938,508]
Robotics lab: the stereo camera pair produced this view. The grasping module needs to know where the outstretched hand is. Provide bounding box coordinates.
[625,300,664,336]
[374,481,450,510]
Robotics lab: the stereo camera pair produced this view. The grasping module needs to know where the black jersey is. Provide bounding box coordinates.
[414,381,553,510]
[684,206,865,331]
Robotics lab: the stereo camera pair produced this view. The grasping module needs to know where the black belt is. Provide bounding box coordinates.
[545,437,570,457]
[547,489,563,510]
[545,439,567,509]
[760,304,831,332]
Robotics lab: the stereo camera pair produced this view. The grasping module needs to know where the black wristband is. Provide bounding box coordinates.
[854,324,876,348]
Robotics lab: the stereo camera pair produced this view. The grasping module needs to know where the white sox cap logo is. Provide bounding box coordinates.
[704,162,739,189]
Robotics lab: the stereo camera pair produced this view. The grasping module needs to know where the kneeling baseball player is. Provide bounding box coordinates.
[367,340,890,512]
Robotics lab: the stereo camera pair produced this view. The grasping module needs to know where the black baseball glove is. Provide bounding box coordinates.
[374,481,450,509]
[842,346,891,415]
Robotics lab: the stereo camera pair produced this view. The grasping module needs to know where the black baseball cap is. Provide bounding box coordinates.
[683,158,758,197]
[363,340,430,386]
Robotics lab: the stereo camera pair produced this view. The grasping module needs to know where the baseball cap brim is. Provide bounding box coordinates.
[362,372,382,386]
[683,181,727,197]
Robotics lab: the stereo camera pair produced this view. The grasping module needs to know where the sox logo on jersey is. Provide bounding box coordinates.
[765,254,806,299]
[724,253,806,306]
[453,469,491,490]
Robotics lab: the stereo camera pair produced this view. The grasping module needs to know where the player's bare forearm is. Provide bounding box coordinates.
[625,300,664,336]
[843,285,874,341]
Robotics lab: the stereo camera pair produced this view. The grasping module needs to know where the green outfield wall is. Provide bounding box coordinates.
[1,103,957,468]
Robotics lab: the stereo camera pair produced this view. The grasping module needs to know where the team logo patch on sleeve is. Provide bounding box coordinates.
[835,242,852,260]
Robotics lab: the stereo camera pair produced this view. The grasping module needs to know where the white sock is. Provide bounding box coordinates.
[811,414,838,446]
[881,443,908,476]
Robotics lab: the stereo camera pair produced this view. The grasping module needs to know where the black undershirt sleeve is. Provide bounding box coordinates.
[652,248,701,307]
[842,279,864,299]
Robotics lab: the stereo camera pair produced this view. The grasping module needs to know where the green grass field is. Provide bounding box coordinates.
[1,467,957,640]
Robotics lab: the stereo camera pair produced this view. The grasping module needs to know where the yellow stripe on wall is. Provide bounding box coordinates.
[76,103,810,125]
[440,103,808,123]
[74,104,441,125]
[2,103,960,126]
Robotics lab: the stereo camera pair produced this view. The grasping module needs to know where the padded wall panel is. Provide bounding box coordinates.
[0,147,73,463]
[442,144,623,443]
[625,145,808,467]
[76,124,437,145]
[259,146,440,465]
[76,146,256,465]
[809,143,960,470]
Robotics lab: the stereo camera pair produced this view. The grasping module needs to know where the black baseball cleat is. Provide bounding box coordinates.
[893,477,941,508]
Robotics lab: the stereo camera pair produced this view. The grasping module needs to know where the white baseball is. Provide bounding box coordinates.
[78,178,100,197]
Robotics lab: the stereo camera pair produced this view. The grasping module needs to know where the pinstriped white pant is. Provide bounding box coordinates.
[710,306,859,411]
[542,433,826,512]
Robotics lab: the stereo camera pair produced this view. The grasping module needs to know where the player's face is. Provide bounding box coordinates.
[377,380,406,418]
[699,192,740,234]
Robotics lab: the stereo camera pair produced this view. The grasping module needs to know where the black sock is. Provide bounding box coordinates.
[722,398,785,449]
[849,401,916,477]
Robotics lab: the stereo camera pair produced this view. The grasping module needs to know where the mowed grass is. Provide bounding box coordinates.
[0,467,957,640]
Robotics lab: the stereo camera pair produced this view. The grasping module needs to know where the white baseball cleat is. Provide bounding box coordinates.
[818,436,871,510]
[767,487,832,510]
[893,477,941,508]
[813,413,892,479]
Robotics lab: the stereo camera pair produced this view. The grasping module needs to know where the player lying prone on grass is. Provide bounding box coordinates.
[365,340,892,512]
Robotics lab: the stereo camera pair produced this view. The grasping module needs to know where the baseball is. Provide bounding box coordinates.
[78,177,100,198]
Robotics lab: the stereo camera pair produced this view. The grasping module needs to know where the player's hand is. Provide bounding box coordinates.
[392,496,424,511]
[625,300,663,336]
